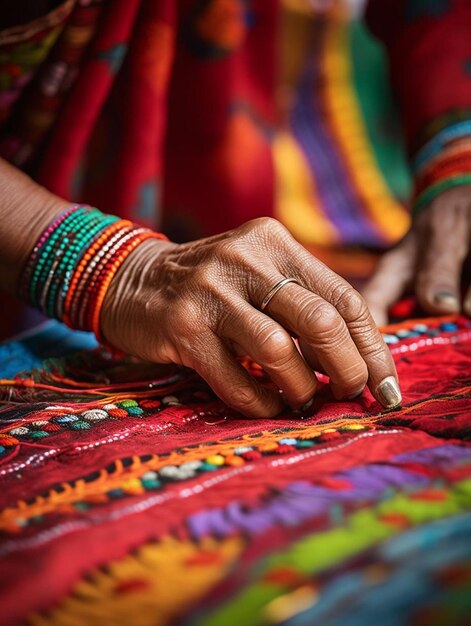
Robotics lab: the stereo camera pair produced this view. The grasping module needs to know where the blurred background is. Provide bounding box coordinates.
[275,0,411,279]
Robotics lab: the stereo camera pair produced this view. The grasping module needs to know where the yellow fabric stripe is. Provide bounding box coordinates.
[274,130,340,246]
[321,7,410,243]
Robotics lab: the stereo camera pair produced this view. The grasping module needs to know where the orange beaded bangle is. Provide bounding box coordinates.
[91,231,167,341]
[63,220,133,326]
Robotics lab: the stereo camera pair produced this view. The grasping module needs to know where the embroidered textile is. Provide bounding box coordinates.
[1,315,471,625]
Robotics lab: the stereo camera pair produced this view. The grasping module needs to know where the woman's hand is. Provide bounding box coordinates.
[363,186,471,326]
[101,218,400,417]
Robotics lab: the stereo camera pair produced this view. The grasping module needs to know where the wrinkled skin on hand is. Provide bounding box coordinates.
[102,218,400,418]
[363,186,471,326]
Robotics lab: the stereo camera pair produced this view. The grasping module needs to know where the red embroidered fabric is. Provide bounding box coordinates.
[0,314,470,625]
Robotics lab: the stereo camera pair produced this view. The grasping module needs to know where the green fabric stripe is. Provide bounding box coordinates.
[350,19,412,202]
[201,477,471,626]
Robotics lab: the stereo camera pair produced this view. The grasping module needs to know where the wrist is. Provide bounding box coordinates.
[100,237,176,353]
[0,159,70,294]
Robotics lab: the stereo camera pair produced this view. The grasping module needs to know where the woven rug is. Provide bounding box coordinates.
[1,314,471,626]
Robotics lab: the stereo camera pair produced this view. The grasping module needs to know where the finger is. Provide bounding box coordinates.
[362,232,418,327]
[464,283,471,317]
[187,332,284,418]
[265,282,369,401]
[297,339,325,374]
[416,206,470,314]
[269,246,401,408]
[221,301,318,408]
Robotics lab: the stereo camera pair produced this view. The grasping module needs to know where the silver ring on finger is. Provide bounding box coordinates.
[261,277,300,311]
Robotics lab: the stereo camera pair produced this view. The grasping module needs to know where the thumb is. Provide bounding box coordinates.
[362,232,418,327]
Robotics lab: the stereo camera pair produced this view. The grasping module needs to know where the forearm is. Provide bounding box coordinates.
[0,158,69,295]
[365,0,471,152]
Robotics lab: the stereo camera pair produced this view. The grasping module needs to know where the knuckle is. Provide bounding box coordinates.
[331,284,370,323]
[356,334,387,362]
[253,322,293,365]
[245,217,287,240]
[192,264,217,291]
[417,265,456,295]
[298,299,340,337]
[215,238,252,271]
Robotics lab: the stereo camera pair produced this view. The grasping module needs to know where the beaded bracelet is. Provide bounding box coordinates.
[76,227,145,331]
[411,114,471,216]
[412,174,471,216]
[412,120,471,173]
[28,208,113,311]
[414,155,471,197]
[412,108,471,154]
[415,137,471,178]
[415,141,471,181]
[19,205,167,342]
[61,220,133,325]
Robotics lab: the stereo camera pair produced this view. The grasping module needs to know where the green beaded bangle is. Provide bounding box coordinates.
[412,174,471,216]
[46,215,118,317]
[29,209,91,307]
[29,209,94,307]
[53,215,118,297]
[41,214,116,316]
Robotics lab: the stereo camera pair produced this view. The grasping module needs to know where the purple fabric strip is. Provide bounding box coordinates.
[394,444,471,465]
[187,444,469,539]
[290,31,383,246]
[188,467,427,538]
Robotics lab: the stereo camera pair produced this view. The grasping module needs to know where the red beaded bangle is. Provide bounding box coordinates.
[77,228,146,330]
[415,156,471,196]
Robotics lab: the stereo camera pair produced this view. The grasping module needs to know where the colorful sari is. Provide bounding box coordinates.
[1,0,467,249]
[1,0,469,256]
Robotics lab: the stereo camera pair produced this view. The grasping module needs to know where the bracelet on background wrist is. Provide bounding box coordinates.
[411,117,471,216]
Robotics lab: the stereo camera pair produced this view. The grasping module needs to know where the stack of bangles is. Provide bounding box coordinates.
[19,204,167,341]
[412,116,471,215]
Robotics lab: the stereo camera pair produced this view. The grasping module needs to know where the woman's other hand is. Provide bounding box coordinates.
[101,217,400,417]
[363,186,471,326]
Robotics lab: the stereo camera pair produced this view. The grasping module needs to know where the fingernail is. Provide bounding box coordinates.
[346,388,364,401]
[434,292,460,311]
[292,398,314,416]
[300,398,314,412]
[376,376,402,409]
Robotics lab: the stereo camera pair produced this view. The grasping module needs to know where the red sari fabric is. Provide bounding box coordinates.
[0,0,278,238]
[366,0,471,153]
